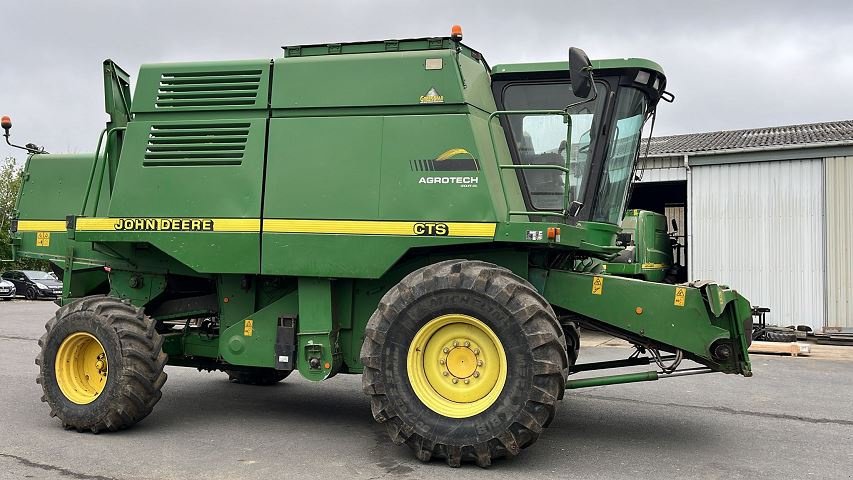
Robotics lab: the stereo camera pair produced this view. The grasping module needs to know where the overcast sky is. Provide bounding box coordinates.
[1,0,851,155]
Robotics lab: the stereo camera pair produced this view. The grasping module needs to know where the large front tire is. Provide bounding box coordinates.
[36,296,167,432]
[361,260,568,467]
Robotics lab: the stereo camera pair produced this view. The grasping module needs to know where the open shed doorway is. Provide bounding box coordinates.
[626,180,687,268]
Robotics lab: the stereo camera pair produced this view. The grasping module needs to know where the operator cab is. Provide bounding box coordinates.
[491,57,668,225]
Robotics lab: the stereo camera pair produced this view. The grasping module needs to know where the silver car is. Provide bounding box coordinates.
[0,278,15,300]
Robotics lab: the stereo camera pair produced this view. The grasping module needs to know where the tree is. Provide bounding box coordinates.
[1,156,49,270]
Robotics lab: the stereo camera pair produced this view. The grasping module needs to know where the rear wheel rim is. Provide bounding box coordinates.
[55,332,109,405]
[407,314,507,418]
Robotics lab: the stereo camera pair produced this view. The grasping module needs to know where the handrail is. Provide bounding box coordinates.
[80,126,126,217]
[486,109,570,222]
[80,128,108,216]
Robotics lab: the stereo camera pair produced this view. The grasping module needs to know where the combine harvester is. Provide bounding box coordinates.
[5,26,752,467]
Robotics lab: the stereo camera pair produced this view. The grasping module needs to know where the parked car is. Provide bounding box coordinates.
[0,278,15,300]
[1,270,62,300]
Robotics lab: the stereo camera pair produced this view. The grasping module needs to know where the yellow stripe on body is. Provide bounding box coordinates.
[23,218,496,238]
[75,217,261,232]
[16,221,67,232]
[209,219,261,232]
[263,219,496,237]
[75,218,119,231]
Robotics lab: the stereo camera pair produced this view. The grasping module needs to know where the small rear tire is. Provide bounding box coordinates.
[36,295,167,432]
[226,368,290,386]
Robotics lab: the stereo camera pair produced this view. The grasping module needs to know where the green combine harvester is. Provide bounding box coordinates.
[5,27,752,467]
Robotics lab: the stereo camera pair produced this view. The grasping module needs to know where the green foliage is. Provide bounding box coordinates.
[0,156,49,271]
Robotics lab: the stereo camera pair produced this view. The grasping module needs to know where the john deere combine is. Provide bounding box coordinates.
[6,27,752,467]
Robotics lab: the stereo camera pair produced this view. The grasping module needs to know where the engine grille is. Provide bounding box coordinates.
[155,69,262,109]
[143,123,250,166]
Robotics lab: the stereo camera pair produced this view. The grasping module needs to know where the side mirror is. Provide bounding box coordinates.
[671,218,678,232]
[569,47,593,98]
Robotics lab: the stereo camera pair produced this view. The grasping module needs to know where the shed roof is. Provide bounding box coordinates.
[645,119,853,156]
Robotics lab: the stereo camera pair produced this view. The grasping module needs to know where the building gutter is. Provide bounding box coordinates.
[645,140,853,159]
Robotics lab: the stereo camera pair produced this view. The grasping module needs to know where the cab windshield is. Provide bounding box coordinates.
[591,88,649,223]
[502,82,606,211]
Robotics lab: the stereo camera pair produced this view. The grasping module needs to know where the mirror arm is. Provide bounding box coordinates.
[562,70,598,113]
[4,134,47,155]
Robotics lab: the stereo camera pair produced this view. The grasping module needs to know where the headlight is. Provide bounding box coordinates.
[35,282,48,289]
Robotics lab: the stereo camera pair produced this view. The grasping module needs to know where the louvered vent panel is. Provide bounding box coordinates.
[143,123,250,166]
[155,69,262,109]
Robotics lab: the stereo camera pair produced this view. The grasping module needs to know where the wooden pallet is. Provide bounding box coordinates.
[748,341,811,356]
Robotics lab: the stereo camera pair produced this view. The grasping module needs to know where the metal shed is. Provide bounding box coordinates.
[634,120,853,332]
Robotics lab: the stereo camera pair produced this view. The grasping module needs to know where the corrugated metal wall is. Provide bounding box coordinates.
[689,159,825,329]
[636,156,687,183]
[825,156,853,330]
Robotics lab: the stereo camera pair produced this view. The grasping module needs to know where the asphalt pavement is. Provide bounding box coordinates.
[1,299,852,479]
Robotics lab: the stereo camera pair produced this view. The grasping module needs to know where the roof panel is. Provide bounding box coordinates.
[645,120,853,156]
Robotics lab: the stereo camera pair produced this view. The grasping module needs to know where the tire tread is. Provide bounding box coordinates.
[36,295,167,433]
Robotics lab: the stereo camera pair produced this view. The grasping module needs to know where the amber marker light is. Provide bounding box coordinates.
[547,227,561,242]
[451,25,463,42]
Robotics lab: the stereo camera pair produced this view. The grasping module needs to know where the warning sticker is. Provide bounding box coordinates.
[36,232,50,247]
[592,276,604,295]
[674,287,686,307]
[243,319,254,337]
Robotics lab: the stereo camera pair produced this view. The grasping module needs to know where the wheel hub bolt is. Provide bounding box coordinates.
[95,360,105,371]
[477,360,483,366]
[473,349,480,355]
[464,341,470,347]
[442,371,449,376]
[443,347,450,353]
[439,359,445,365]
[452,378,458,384]
[452,340,459,347]
[473,371,480,378]
[463,379,469,384]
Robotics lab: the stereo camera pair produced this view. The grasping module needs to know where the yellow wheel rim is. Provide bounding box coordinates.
[407,314,507,418]
[55,332,108,405]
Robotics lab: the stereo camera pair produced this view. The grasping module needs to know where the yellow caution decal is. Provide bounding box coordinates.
[674,287,686,307]
[243,319,254,337]
[592,276,604,295]
[36,232,51,247]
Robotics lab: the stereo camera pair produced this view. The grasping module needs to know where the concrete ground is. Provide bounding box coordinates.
[1,299,852,480]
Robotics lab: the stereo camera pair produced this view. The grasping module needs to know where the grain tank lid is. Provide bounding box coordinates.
[282,37,486,62]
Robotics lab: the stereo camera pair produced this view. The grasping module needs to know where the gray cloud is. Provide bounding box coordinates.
[2,0,851,154]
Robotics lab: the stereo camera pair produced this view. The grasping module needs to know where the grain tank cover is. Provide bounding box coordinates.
[272,37,489,110]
